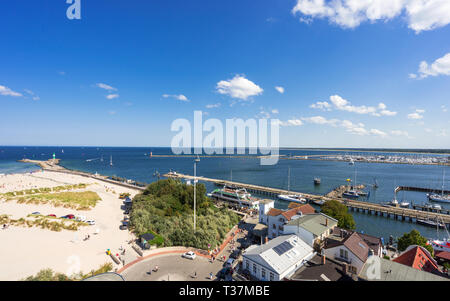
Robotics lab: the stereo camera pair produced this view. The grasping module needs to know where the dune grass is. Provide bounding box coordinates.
[23,263,114,281]
[6,191,101,210]
[1,214,88,232]
[1,184,89,198]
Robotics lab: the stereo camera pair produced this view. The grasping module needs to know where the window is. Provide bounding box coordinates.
[246,261,250,270]
[261,269,266,279]
[273,224,276,229]
[349,266,357,274]
[340,249,348,259]
[270,273,274,281]
[253,264,257,274]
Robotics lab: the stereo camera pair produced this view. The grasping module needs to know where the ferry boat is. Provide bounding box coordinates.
[209,185,259,209]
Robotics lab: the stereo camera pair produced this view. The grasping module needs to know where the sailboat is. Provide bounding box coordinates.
[428,215,450,251]
[110,156,113,167]
[343,167,360,199]
[278,167,306,204]
[428,170,450,203]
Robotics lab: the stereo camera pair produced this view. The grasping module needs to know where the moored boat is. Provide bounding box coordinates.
[277,194,306,204]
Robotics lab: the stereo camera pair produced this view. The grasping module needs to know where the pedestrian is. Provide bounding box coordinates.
[209,272,213,280]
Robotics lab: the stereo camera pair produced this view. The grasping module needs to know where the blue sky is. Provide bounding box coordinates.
[1,0,449,148]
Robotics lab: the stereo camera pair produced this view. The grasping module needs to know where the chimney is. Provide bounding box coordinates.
[265,237,269,244]
[325,218,328,227]
[322,255,326,265]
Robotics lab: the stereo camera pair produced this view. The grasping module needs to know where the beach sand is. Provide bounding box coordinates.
[0,170,140,280]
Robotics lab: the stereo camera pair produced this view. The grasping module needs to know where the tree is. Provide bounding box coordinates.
[321,200,356,230]
[397,229,434,255]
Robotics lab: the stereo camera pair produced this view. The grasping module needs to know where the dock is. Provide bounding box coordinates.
[164,172,450,226]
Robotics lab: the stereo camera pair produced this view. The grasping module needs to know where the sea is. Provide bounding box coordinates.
[1,146,450,243]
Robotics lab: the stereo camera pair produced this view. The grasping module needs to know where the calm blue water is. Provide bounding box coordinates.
[1,146,449,242]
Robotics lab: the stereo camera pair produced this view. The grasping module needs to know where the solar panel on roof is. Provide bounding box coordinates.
[273,241,294,256]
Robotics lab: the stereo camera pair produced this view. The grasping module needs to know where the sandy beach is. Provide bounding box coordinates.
[0,170,140,280]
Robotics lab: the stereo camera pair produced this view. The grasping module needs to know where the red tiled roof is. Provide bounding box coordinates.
[393,246,442,274]
[281,204,316,221]
[266,208,284,216]
[435,251,450,261]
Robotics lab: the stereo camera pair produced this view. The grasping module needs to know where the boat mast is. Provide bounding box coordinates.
[287,166,291,194]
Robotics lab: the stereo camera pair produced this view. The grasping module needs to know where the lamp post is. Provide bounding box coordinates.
[194,156,200,232]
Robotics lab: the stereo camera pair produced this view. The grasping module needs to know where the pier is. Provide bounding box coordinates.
[164,172,450,226]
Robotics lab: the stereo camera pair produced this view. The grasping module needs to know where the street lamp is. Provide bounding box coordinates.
[193,155,200,232]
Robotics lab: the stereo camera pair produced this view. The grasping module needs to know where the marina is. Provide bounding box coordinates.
[164,172,450,227]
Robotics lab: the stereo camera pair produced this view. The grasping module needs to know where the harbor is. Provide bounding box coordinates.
[164,172,450,227]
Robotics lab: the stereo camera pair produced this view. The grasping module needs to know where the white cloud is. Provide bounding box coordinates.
[162,94,190,102]
[216,75,263,100]
[310,101,332,111]
[108,110,116,115]
[298,115,390,137]
[310,95,397,116]
[96,83,117,91]
[275,86,285,94]
[292,0,450,33]
[407,109,425,119]
[391,130,412,138]
[106,94,120,100]
[206,103,221,109]
[24,89,40,101]
[411,53,450,79]
[442,105,448,112]
[0,85,22,97]
[271,109,279,114]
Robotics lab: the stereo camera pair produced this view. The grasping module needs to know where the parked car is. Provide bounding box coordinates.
[31,212,40,215]
[119,221,128,230]
[66,214,75,219]
[217,267,233,280]
[230,249,241,259]
[47,214,56,218]
[86,220,95,225]
[182,251,196,260]
[224,258,235,268]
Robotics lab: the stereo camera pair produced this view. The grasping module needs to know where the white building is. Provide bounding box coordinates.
[283,213,338,248]
[263,205,316,239]
[258,199,275,225]
[242,234,315,281]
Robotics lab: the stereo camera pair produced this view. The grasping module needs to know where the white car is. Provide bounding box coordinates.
[182,251,196,260]
[75,215,87,222]
[86,220,95,225]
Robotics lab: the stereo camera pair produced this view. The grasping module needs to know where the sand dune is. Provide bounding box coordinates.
[0,170,140,280]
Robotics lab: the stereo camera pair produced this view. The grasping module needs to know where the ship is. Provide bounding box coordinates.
[314,178,321,185]
[429,239,450,252]
[278,167,307,204]
[343,190,359,199]
[278,194,307,204]
[428,170,450,203]
[417,219,446,228]
[209,185,259,209]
